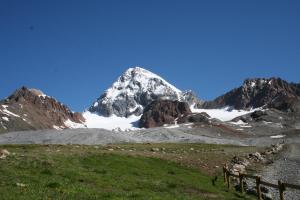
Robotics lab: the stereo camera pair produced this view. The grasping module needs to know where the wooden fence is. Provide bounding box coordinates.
[223,165,300,200]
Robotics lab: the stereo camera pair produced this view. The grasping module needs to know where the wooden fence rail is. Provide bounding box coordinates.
[223,165,300,200]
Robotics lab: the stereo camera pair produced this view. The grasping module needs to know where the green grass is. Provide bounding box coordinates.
[0,144,255,200]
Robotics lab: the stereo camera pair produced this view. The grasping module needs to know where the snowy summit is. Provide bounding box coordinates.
[88,66,186,117]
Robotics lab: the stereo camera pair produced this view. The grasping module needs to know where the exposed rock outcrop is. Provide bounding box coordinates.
[177,112,211,124]
[139,100,191,128]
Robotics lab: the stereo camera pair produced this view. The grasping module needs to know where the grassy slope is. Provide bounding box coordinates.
[0,144,256,200]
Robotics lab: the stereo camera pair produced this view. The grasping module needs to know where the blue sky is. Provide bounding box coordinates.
[1,0,300,111]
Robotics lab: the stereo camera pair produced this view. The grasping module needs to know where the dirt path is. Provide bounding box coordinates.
[259,144,300,200]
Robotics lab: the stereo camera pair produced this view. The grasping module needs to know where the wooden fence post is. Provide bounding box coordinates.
[226,170,230,189]
[255,176,262,200]
[239,173,244,194]
[278,180,285,200]
[223,166,227,183]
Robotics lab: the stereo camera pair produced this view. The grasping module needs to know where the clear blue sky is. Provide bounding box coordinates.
[1,0,299,111]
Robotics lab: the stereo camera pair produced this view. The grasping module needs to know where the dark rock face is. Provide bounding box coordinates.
[177,113,211,124]
[202,77,300,111]
[250,110,267,119]
[139,100,191,128]
[269,96,300,113]
[0,87,85,133]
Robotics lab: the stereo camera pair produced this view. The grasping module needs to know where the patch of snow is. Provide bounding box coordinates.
[165,124,180,129]
[0,105,20,118]
[240,125,252,128]
[53,125,63,130]
[250,81,256,88]
[82,111,140,131]
[183,123,194,126]
[93,102,98,107]
[1,117,9,122]
[64,119,86,129]
[270,135,286,139]
[191,105,262,121]
[129,105,138,113]
[263,121,273,125]
[268,80,273,85]
[230,120,248,125]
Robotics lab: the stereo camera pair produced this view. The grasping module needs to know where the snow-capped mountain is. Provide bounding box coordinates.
[88,67,200,117]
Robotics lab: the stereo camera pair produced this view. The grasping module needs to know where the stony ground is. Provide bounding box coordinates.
[259,144,300,200]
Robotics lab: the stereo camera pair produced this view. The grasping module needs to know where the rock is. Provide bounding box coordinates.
[261,192,273,200]
[246,188,257,196]
[16,183,27,187]
[251,110,266,119]
[232,164,246,174]
[139,100,191,128]
[260,186,269,193]
[248,152,264,162]
[231,156,250,167]
[0,149,10,159]
[151,148,160,152]
[177,113,210,124]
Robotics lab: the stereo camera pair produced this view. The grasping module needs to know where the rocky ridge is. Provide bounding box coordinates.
[0,87,85,133]
[202,77,300,111]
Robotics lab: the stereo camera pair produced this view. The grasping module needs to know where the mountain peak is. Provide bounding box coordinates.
[88,66,189,117]
[202,77,300,110]
[0,86,85,133]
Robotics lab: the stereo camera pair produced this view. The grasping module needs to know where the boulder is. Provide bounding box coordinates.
[0,149,10,159]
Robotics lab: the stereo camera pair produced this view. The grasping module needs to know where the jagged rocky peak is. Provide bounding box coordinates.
[89,66,200,117]
[202,77,300,110]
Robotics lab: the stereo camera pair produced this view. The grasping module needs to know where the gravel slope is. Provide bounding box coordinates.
[0,125,299,146]
[259,144,300,200]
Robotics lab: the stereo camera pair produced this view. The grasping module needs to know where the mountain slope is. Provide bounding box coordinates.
[0,87,85,133]
[88,67,200,117]
[202,77,300,111]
